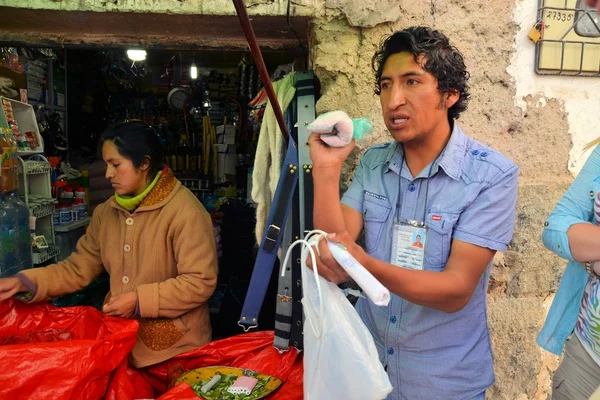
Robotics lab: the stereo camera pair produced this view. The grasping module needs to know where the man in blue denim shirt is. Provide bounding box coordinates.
[308,27,519,399]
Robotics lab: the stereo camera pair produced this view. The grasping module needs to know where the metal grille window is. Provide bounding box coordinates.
[536,0,600,76]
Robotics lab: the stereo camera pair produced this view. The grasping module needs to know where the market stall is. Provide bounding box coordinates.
[0,42,303,325]
[0,1,320,398]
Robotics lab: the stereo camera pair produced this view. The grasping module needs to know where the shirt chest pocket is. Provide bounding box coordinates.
[589,179,600,224]
[363,198,391,254]
[424,211,460,270]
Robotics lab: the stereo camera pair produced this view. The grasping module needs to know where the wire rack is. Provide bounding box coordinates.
[29,201,55,218]
[32,245,60,265]
[535,0,600,76]
[24,160,52,174]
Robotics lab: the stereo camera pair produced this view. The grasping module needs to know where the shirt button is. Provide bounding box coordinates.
[124,244,131,252]
[481,152,488,157]
[387,348,394,355]
[122,276,130,285]
[408,184,416,192]
[472,150,480,155]
[390,316,397,323]
[126,217,134,226]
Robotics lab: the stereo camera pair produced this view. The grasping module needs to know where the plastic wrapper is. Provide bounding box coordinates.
[0,299,138,399]
[307,110,373,147]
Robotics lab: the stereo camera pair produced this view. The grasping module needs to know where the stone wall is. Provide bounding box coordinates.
[2,0,599,398]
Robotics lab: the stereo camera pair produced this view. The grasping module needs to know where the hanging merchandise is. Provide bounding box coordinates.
[255,72,263,97]
[237,57,248,100]
[17,47,58,63]
[281,232,393,400]
[100,50,148,85]
[248,63,255,100]
[203,115,217,178]
[36,108,67,157]
[0,48,22,73]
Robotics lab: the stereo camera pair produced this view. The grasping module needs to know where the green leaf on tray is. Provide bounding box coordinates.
[190,373,272,400]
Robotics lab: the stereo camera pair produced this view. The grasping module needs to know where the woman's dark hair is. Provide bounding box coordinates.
[99,120,163,175]
[371,26,470,121]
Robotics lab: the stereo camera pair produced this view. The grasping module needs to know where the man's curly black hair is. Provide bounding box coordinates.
[371,26,470,121]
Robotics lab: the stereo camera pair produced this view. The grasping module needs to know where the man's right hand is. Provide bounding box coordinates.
[0,277,28,302]
[308,132,355,171]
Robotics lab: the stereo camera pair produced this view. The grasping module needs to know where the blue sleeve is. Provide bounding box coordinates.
[453,165,519,252]
[541,144,600,261]
[341,157,366,213]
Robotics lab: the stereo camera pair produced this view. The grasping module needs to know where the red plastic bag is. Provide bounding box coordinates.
[0,299,138,399]
[158,383,201,400]
[1,328,73,344]
[107,331,303,399]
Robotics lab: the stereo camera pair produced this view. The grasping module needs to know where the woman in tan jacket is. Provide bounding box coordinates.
[0,120,218,368]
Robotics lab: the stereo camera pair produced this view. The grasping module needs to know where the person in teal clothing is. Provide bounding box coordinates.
[539,139,600,399]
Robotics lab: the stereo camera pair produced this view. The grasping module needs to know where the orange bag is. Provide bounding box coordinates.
[0,299,138,399]
[106,331,303,399]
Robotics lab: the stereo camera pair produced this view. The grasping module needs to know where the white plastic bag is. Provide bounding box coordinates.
[281,232,393,400]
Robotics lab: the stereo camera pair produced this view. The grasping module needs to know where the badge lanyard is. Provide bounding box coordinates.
[390,153,437,270]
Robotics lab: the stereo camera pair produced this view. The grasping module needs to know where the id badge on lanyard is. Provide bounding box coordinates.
[389,151,437,271]
[391,220,427,270]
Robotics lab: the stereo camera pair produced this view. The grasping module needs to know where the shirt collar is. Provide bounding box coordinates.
[385,122,466,181]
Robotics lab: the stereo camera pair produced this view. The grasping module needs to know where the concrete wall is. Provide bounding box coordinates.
[3,0,600,398]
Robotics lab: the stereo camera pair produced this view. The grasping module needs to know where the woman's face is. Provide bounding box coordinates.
[102,140,150,197]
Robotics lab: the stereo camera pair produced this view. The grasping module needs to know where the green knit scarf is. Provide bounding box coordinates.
[114,170,162,211]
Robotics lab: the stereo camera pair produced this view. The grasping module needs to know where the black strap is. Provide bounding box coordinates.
[289,183,304,350]
[274,328,292,340]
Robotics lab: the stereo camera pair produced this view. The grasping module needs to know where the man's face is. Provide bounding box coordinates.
[379,51,458,144]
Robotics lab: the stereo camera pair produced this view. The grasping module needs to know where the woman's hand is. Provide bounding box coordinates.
[307,232,369,284]
[0,277,28,302]
[103,292,138,318]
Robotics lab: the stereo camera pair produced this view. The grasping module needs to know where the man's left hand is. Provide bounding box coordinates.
[308,231,369,284]
[102,292,138,318]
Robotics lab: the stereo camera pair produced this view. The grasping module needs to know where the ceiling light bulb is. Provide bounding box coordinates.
[190,62,198,80]
[126,49,147,61]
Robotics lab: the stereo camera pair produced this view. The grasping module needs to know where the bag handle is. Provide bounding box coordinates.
[281,230,329,339]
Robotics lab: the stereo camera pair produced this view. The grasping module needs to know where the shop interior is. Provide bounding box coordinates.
[0,44,309,339]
